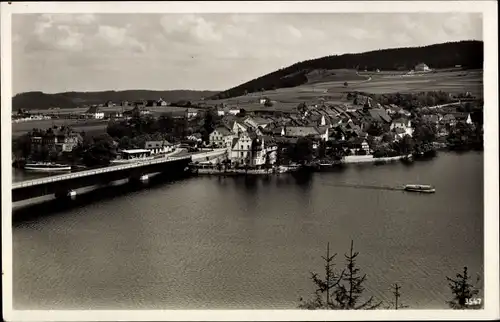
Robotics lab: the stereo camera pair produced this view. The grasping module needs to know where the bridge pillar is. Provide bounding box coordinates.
[129,173,149,185]
[55,189,77,201]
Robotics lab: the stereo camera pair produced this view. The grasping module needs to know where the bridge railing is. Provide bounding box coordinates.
[12,155,191,189]
[191,148,228,162]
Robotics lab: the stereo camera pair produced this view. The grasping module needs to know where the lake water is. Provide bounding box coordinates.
[12,152,484,310]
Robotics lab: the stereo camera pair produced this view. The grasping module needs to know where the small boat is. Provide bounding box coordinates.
[404,184,436,193]
[24,162,72,172]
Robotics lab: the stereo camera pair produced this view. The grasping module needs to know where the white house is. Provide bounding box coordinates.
[157,98,168,106]
[144,140,177,155]
[217,107,226,117]
[230,131,254,164]
[84,106,105,119]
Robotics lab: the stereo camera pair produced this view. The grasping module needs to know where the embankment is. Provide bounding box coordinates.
[342,155,407,164]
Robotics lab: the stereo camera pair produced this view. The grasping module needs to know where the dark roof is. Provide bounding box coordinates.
[349,137,367,145]
[285,126,319,137]
[274,137,298,144]
[368,108,392,123]
[145,140,172,148]
[392,118,411,126]
[250,116,273,125]
[86,106,101,114]
[423,115,439,123]
[213,126,232,136]
[316,126,328,135]
[454,112,470,120]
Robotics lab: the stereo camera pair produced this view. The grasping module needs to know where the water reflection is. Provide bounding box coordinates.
[12,153,484,310]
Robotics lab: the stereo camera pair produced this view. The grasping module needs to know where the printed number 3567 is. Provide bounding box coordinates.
[466,298,482,306]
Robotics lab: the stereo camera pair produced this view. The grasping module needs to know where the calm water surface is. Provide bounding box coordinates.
[12,152,484,309]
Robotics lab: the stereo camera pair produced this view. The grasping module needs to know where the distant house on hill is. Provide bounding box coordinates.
[415,63,431,72]
[108,111,123,120]
[84,106,105,119]
[185,108,199,119]
[124,106,151,117]
[157,98,168,106]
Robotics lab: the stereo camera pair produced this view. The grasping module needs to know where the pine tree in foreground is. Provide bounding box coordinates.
[386,283,409,310]
[334,240,383,310]
[299,240,382,310]
[298,242,344,309]
[446,266,482,309]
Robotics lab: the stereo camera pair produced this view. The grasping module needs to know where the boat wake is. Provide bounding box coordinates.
[324,183,404,191]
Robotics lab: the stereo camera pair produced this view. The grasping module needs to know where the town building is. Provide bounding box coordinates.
[250,136,278,167]
[187,133,203,143]
[209,126,234,148]
[348,137,371,155]
[390,118,413,136]
[441,114,457,127]
[31,127,83,153]
[108,111,124,120]
[83,106,105,119]
[230,131,254,164]
[144,140,178,155]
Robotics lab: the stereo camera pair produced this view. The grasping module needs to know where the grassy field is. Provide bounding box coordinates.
[11,105,192,138]
[12,68,482,136]
[26,105,191,116]
[202,69,482,111]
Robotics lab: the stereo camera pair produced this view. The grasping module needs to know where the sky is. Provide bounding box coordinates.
[11,13,482,94]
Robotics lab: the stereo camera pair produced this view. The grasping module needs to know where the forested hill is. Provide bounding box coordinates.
[12,90,218,111]
[209,40,483,100]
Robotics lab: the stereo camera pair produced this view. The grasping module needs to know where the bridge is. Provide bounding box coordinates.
[12,148,228,202]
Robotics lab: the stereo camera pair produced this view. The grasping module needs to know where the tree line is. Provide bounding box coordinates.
[11,90,217,111]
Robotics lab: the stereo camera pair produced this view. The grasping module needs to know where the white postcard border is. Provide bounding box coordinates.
[1,1,498,321]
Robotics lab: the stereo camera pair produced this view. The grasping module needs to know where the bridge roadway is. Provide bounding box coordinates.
[12,148,228,202]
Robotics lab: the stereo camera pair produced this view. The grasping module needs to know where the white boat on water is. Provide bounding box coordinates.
[24,162,72,172]
[404,184,436,193]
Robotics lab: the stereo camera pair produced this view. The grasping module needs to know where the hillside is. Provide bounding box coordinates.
[12,90,218,111]
[210,40,483,100]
